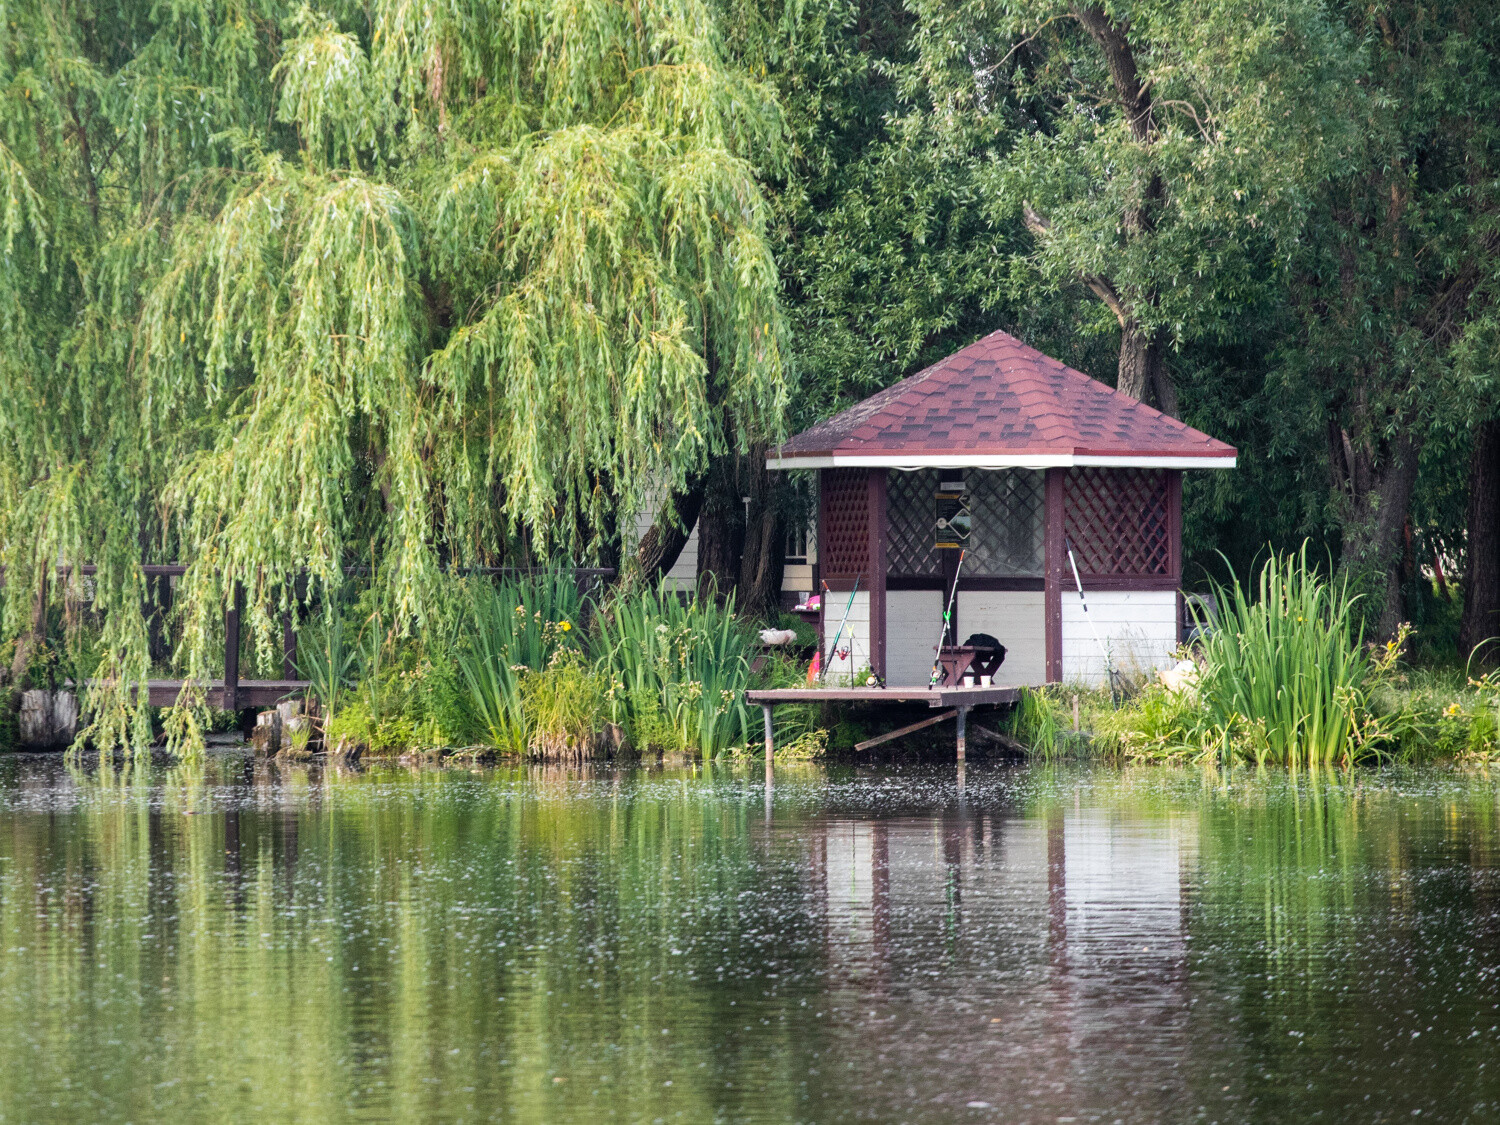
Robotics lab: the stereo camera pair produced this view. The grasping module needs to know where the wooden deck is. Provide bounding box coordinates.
[746,684,1021,708]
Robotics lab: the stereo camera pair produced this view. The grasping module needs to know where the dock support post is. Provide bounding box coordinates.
[762,705,774,773]
[224,581,244,713]
[955,706,967,761]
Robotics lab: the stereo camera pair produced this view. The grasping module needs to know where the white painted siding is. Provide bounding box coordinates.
[782,562,816,594]
[629,494,699,584]
[885,590,944,686]
[822,590,871,684]
[1061,589,1178,686]
[957,590,1047,688]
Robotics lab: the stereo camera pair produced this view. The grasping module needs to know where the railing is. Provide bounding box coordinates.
[37,564,616,712]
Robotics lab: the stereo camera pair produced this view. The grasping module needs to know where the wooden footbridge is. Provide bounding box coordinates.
[44,563,614,716]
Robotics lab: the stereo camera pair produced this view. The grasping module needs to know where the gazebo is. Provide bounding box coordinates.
[768,330,1236,688]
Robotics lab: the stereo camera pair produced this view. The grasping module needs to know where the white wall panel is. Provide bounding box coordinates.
[957,590,1046,687]
[822,591,871,683]
[1061,589,1178,685]
[885,590,944,686]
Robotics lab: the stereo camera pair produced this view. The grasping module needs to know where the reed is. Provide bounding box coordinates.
[453,570,590,753]
[1193,546,1373,766]
[296,609,360,725]
[595,581,753,755]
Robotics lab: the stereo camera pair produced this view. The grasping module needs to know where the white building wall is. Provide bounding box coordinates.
[822,590,871,684]
[957,590,1047,688]
[633,492,815,593]
[1061,589,1178,686]
[885,590,944,686]
[628,496,699,585]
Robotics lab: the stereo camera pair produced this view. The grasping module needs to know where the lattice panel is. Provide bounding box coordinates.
[820,468,870,582]
[1063,468,1171,576]
[966,470,1044,576]
[886,470,941,577]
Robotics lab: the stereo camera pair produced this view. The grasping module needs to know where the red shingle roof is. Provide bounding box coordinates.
[770,330,1236,469]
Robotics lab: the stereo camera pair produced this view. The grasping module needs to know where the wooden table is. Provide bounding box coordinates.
[934,645,1006,687]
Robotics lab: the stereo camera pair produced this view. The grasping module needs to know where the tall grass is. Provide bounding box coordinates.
[1193,546,1374,766]
[595,582,753,755]
[454,569,589,753]
[296,609,360,724]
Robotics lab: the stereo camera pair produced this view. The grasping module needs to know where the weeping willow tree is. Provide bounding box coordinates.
[0,0,788,751]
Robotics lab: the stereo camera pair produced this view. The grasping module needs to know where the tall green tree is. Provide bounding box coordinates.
[0,0,788,749]
[1277,0,1500,638]
[907,0,1358,415]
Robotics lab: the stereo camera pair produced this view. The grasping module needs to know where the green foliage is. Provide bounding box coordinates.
[0,0,789,754]
[1005,687,1068,758]
[296,609,360,725]
[1368,666,1500,762]
[1191,548,1375,765]
[453,570,590,753]
[596,582,754,755]
[324,645,469,755]
[517,653,610,759]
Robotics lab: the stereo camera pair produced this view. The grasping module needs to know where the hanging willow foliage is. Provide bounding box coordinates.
[0,0,788,752]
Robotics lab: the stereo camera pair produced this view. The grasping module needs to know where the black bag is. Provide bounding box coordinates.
[961,633,1006,666]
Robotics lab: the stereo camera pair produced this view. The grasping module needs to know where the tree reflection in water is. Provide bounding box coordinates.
[0,757,1496,1122]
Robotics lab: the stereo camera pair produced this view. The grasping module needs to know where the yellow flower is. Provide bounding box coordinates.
[559,620,571,632]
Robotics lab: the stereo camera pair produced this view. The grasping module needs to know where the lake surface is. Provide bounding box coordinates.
[2,757,1500,1123]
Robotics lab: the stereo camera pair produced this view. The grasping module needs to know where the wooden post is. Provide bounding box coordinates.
[955,705,967,761]
[1044,468,1065,682]
[224,581,244,713]
[762,708,774,786]
[281,612,296,679]
[867,469,888,682]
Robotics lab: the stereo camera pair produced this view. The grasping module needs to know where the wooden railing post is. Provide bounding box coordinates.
[224,581,244,712]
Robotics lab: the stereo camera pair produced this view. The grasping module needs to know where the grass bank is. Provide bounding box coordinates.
[296,570,793,761]
[1008,549,1500,766]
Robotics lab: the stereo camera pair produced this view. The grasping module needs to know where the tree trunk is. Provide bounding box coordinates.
[1460,418,1500,664]
[634,475,705,586]
[1117,322,1177,415]
[696,454,746,601]
[1333,432,1420,640]
[738,444,787,620]
[8,574,48,686]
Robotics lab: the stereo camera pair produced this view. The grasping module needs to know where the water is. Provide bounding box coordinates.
[1,757,1499,1123]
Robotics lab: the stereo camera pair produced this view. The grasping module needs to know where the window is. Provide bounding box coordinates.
[785,519,810,564]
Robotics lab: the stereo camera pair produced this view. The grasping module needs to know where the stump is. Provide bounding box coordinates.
[18,690,79,748]
[251,709,281,756]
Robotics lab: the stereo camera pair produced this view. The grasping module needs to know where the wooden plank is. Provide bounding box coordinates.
[855,709,956,751]
[747,685,1022,707]
[142,680,310,709]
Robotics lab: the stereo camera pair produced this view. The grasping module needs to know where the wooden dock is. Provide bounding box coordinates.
[747,684,1022,761]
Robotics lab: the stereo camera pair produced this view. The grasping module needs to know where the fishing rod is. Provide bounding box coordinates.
[928,548,967,686]
[1064,534,1119,700]
[819,574,861,683]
